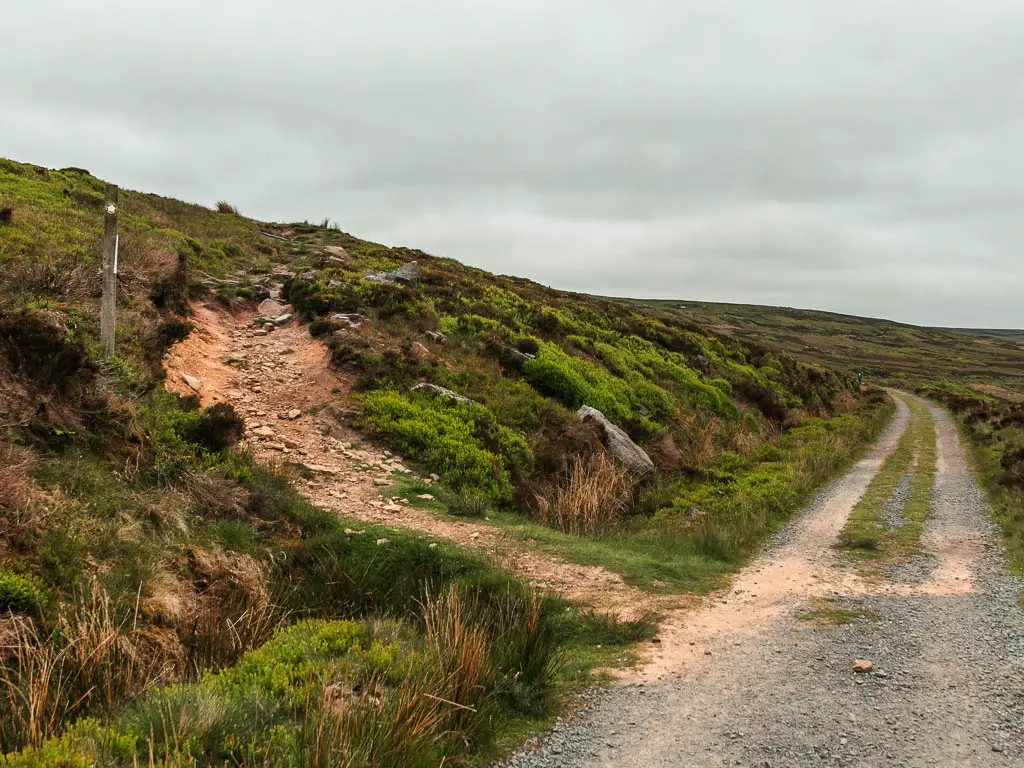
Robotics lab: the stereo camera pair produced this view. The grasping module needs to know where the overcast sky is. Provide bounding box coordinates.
[4,1,1023,327]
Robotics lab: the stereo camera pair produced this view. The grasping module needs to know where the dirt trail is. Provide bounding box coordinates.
[503,392,1024,767]
[164,303,664,619]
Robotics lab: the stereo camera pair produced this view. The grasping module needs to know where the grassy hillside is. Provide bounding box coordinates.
[626,298,1024,396]
[0,158,891,765]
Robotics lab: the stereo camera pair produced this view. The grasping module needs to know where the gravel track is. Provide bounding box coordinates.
[501,394,1024,767]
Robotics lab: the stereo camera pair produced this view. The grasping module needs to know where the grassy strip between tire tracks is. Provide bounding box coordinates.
[837,397,936,570]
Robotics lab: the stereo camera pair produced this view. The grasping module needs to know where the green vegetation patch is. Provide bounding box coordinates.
[360,388,533,506]
[0,569,46,616]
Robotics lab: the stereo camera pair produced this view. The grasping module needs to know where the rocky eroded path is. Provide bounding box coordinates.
[501,394,1024,767]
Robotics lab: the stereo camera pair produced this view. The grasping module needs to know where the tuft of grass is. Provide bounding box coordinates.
[796,598,880,627]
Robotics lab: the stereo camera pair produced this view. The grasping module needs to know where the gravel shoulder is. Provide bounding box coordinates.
[502,393,1024,767]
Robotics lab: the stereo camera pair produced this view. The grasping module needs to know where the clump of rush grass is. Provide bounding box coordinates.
[0,582,180,753]
[535,451,634,537]
[679,416,721,468]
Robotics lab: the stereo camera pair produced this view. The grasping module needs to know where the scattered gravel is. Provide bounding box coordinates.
[499,397,1024,767]
[881,471,915,531]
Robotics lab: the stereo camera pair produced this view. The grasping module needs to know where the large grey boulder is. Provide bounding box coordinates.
[411,382,473,405]
[257,298,289,318]
[364,261,419,288]
[576,406,655,475]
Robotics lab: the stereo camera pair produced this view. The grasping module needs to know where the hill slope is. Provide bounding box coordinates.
[0,158,893,765]
[623,298,1024,397]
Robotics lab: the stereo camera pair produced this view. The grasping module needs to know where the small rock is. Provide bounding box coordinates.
[853,659,874,674]
[344,528,365,536]
[182,374,202,393]
[364,261,419,287]
[273,313,293,326]
[376,538,390,546]
[263,322,275,332]
[253,426,276,438]
[330,313,365,328]
[411,382,474,404]
[373,478,390,487]
[428,543,438,549]
[279,409,303,421]
[266,442,286,451]
[426,330,447,344]
[417,494,435,501]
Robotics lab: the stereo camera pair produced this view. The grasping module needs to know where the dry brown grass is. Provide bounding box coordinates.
[535,451,634,536]
[182,548,284,672]
[215,201,238,215]
[118,231,183,301]
[0,441,33,515]
[728,422,762,455]
[422,584,489,709]
[0,583,182,752]
[678,416,721,469]
[182,471,250,520]
[0,249,94,300]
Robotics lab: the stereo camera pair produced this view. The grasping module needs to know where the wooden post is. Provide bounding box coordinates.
[100,184,119,356]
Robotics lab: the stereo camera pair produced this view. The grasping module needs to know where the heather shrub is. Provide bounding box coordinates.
[360,389,532,505]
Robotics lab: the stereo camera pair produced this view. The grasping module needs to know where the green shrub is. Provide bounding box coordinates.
[516,336,540,356]
[0,569,45,615]
[183,403,245,453]
[360,389,532,505]
[308,319,333,337]
[152,318,191,354]
[0,309,95,396]
[709,378,732,396]
[522,341,634,422]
